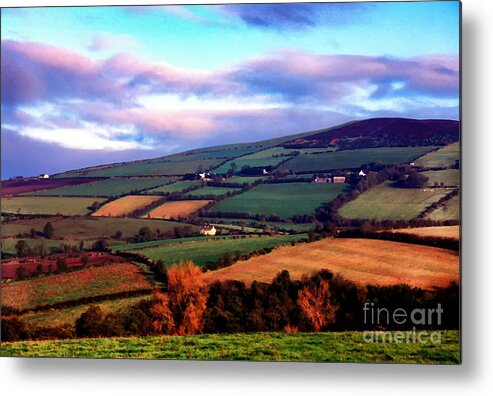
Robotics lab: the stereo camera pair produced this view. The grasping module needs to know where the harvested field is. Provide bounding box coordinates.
[145,200,211,219]
[2,263,153,310]
[414,142,460,168]
[1,197,105,216]
[421,169,460,187]
[389,226,459,240]
[92,195,162,217]
[426,194,460,221]
[202,238,459,289]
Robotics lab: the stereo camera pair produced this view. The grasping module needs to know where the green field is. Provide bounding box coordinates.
[57,158,224,178]
[1,216,199,240]
[23,177,177,197]
[146,180,202,194]
[421,169,460,187]
[223,176,265,184]
[414,142,460,168]
[20,296,151,328]
[339,181,450,221]
[184,186,242,197]
[211,183,349,218]
[129,234,307,268]
[1,331,460,363]
[426,194,460,221]
[113,235,238,251]
[0,238,87,256]
[1,197,106,215]
[277,146,437,172]
[214,157,287,174]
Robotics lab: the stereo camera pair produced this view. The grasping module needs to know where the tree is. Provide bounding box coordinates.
[56,257,68,274]
[297,279,338,332]
[92,238,109,251]
[30,228,37,238]
[90,201,101,212]
[401,171,429,189]
[43,222,54,239]
[15,266,28,280]
[15,240,31,257]
[149,290,175,334]
[75,305,106,337]
[137,226,155,242]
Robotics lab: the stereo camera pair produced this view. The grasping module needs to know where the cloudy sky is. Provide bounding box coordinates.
[1,1,460,178]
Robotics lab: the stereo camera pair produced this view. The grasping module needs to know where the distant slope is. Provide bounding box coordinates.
[282,118,459,149]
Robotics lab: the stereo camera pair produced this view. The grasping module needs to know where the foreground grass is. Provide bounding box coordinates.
[1,331,460,364]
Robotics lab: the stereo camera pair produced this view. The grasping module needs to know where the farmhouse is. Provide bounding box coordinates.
[200,225,217,236]
[314,176,331,183]
[39,173,50,179]
[359,170,367,177]
[333,176,346,183]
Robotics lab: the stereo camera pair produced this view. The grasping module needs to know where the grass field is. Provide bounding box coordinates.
[426,195,460,221]
[23,177,177,197]
[1,197,106,215]
[339,181,450,221]
[212,183,349,218]
[184,186,242,197]
[214,157,288,174]
[414,142,460,168]
[202,238,459,289]
[130,234,307,268]
[113,235,239,251]
[0,238,82,256]
[389,226,459,240]
[277,146,437,172]
[1,216,199,240]
[223,176,265,184]
[19,296,151,327]
[421,169,460,187]
[146,180,202,194]
[146,200,211,219]
[0,331,460,363]
[92,195,162,217]
[2,263,153,310]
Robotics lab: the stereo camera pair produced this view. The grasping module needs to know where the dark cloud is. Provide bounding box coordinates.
[225,3,373,30]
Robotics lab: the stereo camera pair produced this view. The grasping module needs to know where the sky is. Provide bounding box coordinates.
[1,1,460,178]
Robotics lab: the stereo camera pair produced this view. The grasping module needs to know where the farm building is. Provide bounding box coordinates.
[359,170,367,177]
[39,174,50,179]
[333,176,346,183]
[200,225,217,236]
[314,176,331,183]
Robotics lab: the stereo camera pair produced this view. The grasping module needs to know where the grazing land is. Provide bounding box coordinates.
[1,216,199,240]
[146,180,202,194]
[184,186,242,197]
[426,195,460,221]
[19,296,151,328]
[1,238,80,257]
[414,142,460,168]
[421,169,460,187]
[1,197,105,216]
[339,181,450,221]
[92,195,162,217]
[214,157,288,174]
[389,226,459,240]
[0,331,460,364]
[222,176,265,184]
[23,177,177,197]
[202,238,459,289]
[277,146,436,172]
[212,183,348,218]
[145,200,211,219]
[130,234,307,268]
[2,263,153,310]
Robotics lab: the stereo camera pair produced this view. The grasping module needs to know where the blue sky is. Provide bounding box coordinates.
[1,1,460,178]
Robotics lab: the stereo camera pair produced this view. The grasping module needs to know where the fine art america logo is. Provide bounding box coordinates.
[363,302,444,344]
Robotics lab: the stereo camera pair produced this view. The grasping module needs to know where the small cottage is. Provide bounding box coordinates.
[200,225,217,236]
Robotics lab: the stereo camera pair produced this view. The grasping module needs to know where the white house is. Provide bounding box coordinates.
[39,173,50,179]
[200,225,217,236]
[358,170,367,177]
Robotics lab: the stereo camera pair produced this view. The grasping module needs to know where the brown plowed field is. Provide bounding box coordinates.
[389,226,459,240]
[92,195,162,217]
[145,200,211,219]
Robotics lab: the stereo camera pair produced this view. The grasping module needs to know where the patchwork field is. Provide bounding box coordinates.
[129,234,307,268]
[421,169,460,187]
[92,195,162,217]
[146,180,202,194]
[339,181,450,221]
[202,238,459,289]
[1,197,106,216]
[23,177,177,197]
[277,146,436,172]
[1,178,97,197]
[1,216,199,240]
[212,182,349,218]
[414,142,460,168]
[184,186,242,197]
[389,226,459,240]
[426,195,460,221]
[145,200,211,219]
[1,331,460,363]
[2,263,153,310]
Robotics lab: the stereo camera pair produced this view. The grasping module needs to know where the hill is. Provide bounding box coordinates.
[282,118,459,149]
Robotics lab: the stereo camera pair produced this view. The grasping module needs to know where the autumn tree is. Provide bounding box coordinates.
[149,290,174,334]
[297,279,338,332]
[166,261,208,336]
[15,240,31,257]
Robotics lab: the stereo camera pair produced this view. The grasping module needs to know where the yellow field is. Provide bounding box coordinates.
[145,200,211,219]
[389,226,459,240]
[92,195,162,217]
[202,238,459,289]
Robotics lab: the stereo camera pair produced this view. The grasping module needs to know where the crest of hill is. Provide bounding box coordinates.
[282,118,460,150]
